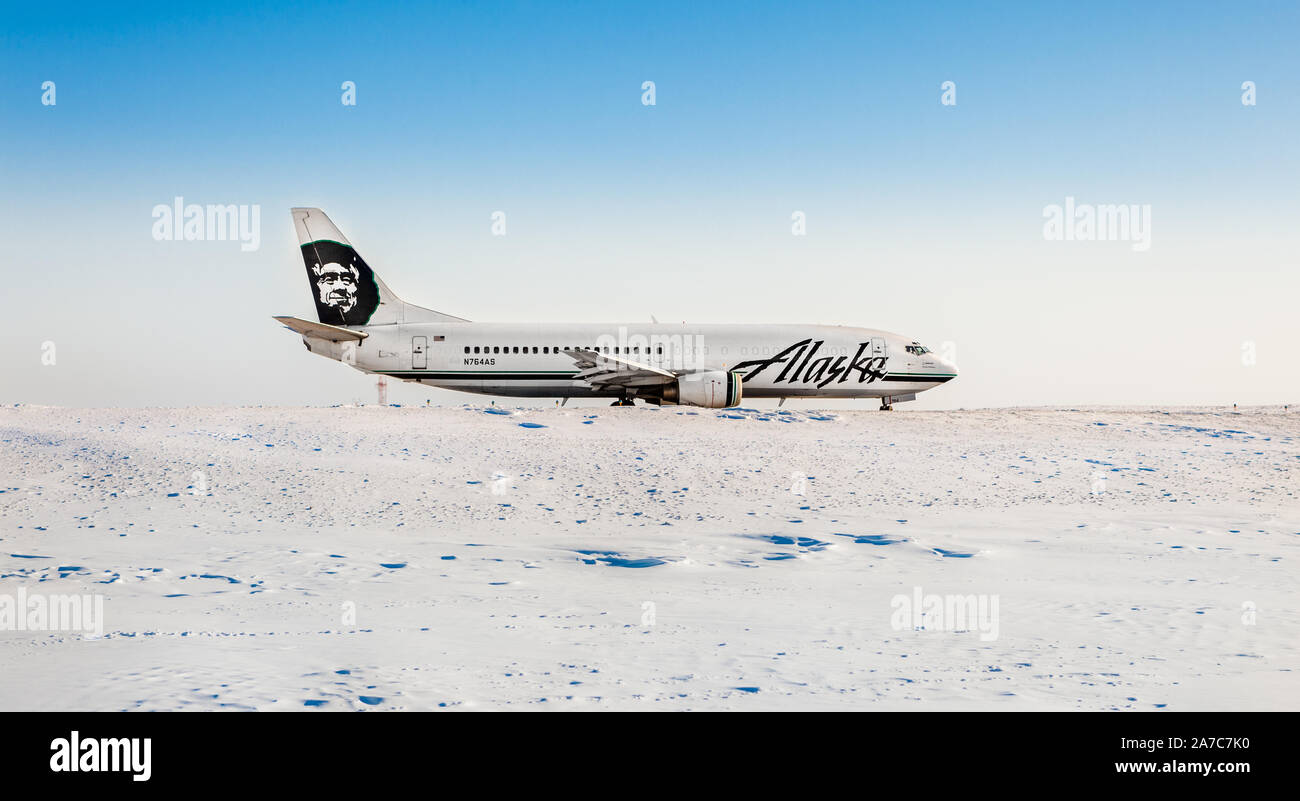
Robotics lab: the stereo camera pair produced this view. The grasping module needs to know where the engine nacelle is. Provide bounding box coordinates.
[659,370,743,408]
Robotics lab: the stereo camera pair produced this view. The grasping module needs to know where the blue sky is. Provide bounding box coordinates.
[2,1,1297,407]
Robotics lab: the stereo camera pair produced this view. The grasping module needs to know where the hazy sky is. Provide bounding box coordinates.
[2,1,1296,408]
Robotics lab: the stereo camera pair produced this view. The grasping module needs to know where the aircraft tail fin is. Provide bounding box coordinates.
[291,207,467,326]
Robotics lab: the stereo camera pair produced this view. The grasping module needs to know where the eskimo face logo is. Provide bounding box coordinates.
[301,240,380,325]
[313,261,359,313]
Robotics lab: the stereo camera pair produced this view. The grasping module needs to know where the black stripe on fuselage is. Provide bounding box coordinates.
[377,371,954,383]
[379,372,576,380]
[881,374,956,383]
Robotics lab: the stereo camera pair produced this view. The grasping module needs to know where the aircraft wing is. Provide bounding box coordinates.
[562,349,676,387]
[273,315,369,342]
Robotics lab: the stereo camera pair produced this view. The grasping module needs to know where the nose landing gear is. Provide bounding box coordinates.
[878,392,914,411]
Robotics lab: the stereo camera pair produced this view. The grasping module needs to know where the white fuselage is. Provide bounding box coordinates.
[309,321,958,401]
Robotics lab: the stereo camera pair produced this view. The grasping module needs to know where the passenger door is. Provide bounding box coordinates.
[412,336,427,370]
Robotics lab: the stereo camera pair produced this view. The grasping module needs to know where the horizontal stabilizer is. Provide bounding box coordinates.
[273,315,369,342]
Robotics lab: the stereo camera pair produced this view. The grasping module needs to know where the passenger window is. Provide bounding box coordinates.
[464,346,469,354]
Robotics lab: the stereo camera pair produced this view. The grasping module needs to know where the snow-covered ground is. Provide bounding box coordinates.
[0,404,1296,711]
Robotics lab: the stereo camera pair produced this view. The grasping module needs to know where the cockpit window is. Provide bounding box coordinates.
[905,344,931,355]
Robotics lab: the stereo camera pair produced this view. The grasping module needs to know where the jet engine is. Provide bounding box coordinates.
[657,370,743,408]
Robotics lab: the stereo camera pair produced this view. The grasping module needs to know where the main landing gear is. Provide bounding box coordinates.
[879,401,894,411]
[611,398,636,407]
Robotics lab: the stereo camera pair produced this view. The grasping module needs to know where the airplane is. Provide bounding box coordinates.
[275,208,957,410]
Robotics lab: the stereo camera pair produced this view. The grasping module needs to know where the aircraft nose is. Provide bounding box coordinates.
[939,354,959,379]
